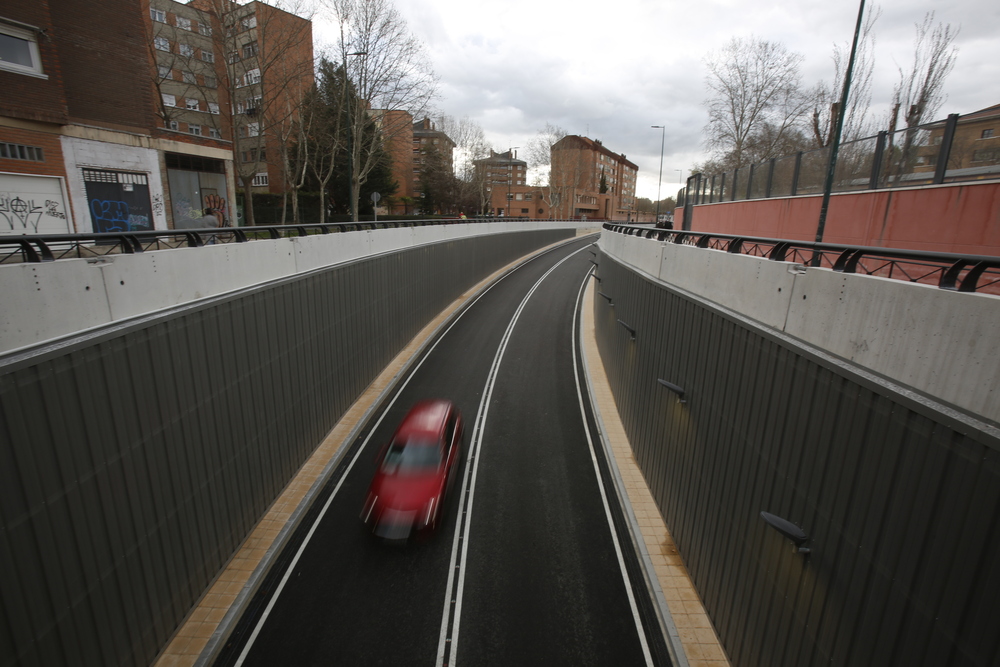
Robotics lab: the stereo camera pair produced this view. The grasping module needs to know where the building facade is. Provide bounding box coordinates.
[473,149,528,216]
[550,135,638,220]
[0,0,248,235]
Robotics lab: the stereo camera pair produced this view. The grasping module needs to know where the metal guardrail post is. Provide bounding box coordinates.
[869,131,888,190]
[731,168,739,202]
[933,113,960,185]
[790,152,802,196]
[765,159,776,198]
[745,164,755,200]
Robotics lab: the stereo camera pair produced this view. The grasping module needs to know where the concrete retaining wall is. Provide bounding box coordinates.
[599,231,1000,423]
[0,221,600,355]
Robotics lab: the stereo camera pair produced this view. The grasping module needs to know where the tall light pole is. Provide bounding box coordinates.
[814,0,866,263]
[346,51,367,222]
[676,169,683,185]
[506,146,519,218]
[651,125,665,224]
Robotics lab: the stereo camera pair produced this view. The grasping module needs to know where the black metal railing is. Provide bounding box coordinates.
[603,223,1000,294]
[677,110,1000,209]
[0,218,495,264]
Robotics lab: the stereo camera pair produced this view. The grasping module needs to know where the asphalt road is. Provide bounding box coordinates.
[213,235,671,667]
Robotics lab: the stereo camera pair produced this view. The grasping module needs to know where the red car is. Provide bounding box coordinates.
[361,400,464,540]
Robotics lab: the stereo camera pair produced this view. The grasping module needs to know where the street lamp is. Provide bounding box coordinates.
[676,169,683,184]
[652,125,665,224]
[506,146,520,218]
[346,51,367,222]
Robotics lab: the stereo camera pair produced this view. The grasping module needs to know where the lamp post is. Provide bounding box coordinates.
[506,146,519,218]
[651,126,665,224]
[676,169,683,184]
[346,50,367,222]
[814,0,866,263]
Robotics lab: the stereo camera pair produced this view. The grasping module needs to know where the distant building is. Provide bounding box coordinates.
[550,136,638,220]
[914,103,1000,176]
[473,149,528,216]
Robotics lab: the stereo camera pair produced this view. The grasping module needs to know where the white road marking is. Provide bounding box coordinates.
[436,245,590,667]
[571,263,655,666]
[232,251,545,666]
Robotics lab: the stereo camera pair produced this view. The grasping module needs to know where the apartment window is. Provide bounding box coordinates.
[208,102,220,115]
[241,150,256,162]
[524,194,533,201]
[179,43,194,57]
[972,148,1000,163]
[252,172,268,187]
[167,120,179,130]
[189,124,202,136]
[182,71,196,84]
[248,122,259,137]
[157,65,171,78]
[150,8,166,22]
[242,41,258,58]
[204,75,217,88]
[0,142,44,161]
[161,93,176,107]
[228,50,240,64]
[198,21,212,36]
[209,127,221,139]
[175,16,192,30]
[185,98,199,110]
[242,15,257,30]
[154,36,171,52]
[244,68,260,86]
[515,193,523,201]
[983,129,996,139]
[201,50,214,63]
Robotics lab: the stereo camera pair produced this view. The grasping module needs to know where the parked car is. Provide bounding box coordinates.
[361,400,464,540]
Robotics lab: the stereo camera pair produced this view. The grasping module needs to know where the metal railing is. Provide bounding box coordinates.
[603,223,1000,294]
[679,110,1000,208]
[0,217,492,264]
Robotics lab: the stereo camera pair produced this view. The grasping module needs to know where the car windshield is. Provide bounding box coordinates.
[381,437,442,474]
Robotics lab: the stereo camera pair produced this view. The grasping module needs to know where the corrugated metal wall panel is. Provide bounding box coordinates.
[0,229,570,667]
[593,250,1000,667]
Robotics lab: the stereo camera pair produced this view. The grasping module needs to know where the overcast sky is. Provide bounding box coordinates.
[316,0,999,200]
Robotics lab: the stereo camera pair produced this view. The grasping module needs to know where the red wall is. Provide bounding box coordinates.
[690,181,1000,256]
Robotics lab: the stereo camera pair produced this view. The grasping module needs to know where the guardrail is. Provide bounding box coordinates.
[603,223,1000,294]
[0,218,489,264]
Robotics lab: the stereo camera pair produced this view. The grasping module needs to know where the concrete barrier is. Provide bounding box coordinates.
[0,221,600,355]
[600,231,1000,423]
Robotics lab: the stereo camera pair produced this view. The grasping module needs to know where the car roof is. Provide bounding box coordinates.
[394,400,452,442]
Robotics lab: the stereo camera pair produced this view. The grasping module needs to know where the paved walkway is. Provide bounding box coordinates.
[154,234,729,667]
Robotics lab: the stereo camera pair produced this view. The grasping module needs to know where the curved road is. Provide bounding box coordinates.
[213,235,671,666]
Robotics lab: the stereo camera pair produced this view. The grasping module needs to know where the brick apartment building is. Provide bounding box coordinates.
[381,114,456,216]
[0,0,312,235]
[550,135,638,220]
[474,149,532,217]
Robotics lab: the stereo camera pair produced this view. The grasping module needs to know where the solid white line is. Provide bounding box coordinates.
[232,257,529,666]
[436,245,591,667]
[570,264,655,667]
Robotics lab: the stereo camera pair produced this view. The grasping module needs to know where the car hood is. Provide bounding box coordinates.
[371,472,441,511]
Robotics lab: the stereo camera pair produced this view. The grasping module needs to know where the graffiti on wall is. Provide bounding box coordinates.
[0,193,69,234]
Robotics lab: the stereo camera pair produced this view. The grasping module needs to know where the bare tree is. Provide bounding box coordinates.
[887,12,959,184]
[525,123,567,185]
[703,36,809,170]
[325,0,437,220]
[810,5,881,147]
[436,115,491,213]
[891,12,959,130]
[304,56,349,224]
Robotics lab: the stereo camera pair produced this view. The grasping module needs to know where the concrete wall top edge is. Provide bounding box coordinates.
[599,232,1000,423]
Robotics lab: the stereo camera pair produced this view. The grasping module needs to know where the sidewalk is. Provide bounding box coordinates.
[154,235,729,666]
